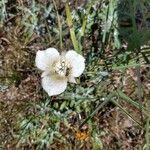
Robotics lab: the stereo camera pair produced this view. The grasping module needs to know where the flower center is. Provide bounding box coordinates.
[54,58,70,77]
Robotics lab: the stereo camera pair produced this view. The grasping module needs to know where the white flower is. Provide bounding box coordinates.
[35,48,85,96]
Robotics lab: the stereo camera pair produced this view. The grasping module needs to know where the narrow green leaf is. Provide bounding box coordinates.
[79,94,112,129]
[80,4,92,37]
[114,90,150,114]
[65,2,80,53]
[111,99,142,127]
[146,118,150,150]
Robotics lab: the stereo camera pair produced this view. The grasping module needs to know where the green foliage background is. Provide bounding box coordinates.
[0,0,150,149]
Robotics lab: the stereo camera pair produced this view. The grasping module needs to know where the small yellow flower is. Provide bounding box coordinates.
[75,130,89,141]
[35,48,85,96]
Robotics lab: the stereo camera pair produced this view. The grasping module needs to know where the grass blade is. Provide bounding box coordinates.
[65,2,80,53]
[113,90,150,114]
[79,94,112,129]
[146,118,150,150]
[111,99,142,128]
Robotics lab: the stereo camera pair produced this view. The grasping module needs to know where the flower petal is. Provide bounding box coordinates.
[68,76,76,83]
[35,48,59,71]
[65,50,85,77]
[42,75,67,96]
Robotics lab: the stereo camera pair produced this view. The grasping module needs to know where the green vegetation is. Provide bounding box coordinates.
[0,0,150,149]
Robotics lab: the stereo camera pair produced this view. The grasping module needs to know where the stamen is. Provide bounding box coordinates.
[53,58,71,77]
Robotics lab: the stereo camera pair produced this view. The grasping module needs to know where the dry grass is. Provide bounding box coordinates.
[0,0,150,149]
